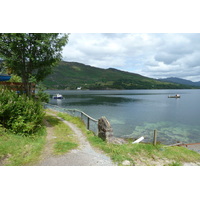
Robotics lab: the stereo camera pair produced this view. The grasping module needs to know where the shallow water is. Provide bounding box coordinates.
[47,89,200,144]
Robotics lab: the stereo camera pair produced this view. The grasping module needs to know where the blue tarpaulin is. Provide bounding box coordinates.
[0,75,11,81]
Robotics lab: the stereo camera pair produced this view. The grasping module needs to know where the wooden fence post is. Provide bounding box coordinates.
[153,130,157,146]
[87,118,90,130]
[81,112,83,120]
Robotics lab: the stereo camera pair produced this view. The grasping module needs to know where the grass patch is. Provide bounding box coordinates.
[159,145,200,163]
[47,109,200,166]
[45,114,79,155]
[54,141,78,154]
[0,126,46,166]
[57,112,87,132]
[168,161,182,166]
[87,137,200,165]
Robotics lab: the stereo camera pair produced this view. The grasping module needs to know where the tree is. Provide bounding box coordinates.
[0,33,69,95]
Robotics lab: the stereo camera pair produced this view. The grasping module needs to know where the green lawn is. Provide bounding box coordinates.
[0,126,46,166]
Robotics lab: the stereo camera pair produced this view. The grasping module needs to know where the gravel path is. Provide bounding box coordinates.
[38,114,115,166]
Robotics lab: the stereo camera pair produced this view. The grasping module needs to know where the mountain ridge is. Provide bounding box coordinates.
[158,77,200,87]
[42,61,197,90]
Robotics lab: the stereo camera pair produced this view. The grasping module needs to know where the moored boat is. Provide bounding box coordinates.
[168,94,180,98]
[52,94,63,99]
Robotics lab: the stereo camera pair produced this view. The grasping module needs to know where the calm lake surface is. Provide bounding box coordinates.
[47,89,200,145]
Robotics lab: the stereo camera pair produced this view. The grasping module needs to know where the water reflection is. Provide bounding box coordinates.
[65,95,141,106]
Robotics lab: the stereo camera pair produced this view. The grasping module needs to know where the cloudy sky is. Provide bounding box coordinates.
[62,33,200,82]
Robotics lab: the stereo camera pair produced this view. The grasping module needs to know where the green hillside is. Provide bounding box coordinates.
[42,61,194,90]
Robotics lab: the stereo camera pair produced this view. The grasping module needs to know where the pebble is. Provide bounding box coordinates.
[122,160,131,166]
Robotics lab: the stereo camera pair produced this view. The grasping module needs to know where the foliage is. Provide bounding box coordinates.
[0,33,69,95]
[0,59,7,73]
[43,61,195,90]
[36,83,50,103]
[8,74,22,82]
[0,88,44,135]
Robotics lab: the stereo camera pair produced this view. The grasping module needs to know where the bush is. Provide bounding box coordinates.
[0,88,44,135]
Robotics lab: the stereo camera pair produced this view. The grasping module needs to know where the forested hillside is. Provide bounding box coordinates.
[43,61,194,90]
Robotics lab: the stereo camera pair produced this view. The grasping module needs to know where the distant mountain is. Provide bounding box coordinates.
[43,61,196,90]
[158,77,200,87]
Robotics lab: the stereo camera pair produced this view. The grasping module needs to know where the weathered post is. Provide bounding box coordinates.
[153,130,157,146]
[87,117,90,130]
[97,116,126,144]
[98,116,113,141]
[81,112,83,120]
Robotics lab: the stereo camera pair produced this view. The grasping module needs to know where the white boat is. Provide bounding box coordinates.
[52,94,63,99]
[168,94,180,98]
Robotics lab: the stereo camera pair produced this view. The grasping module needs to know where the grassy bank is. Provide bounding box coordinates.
[0,126,46,166]
[55,110,200,166]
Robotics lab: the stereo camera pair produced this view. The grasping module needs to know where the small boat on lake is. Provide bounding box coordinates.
[52,94,63,99]
[168,94,181,98]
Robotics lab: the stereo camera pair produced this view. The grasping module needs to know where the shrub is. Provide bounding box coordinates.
[0,88,44,135]
[35,84,50,103]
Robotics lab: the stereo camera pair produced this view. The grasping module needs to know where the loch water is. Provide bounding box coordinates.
[47,89,200,145]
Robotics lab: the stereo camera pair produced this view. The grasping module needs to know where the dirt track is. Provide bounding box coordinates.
[37,114,115,166]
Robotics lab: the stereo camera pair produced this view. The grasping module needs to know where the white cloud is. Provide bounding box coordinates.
[62,33,200,82]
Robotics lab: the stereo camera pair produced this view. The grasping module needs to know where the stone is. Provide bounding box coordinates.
[107,136,127,145]
[98,116,127,144]
[98,116,113,141]
[122,160,131,166]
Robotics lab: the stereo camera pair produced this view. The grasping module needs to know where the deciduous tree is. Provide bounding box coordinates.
[0,33,68,95]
